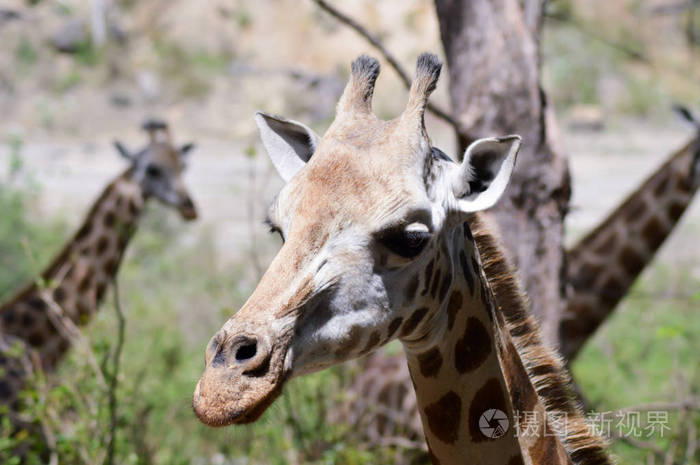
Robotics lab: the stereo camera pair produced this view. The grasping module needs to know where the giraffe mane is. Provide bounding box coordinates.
[470,212,613,465]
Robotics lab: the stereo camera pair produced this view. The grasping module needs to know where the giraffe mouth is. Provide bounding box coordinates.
[178,204,198,221]
[192,336,292,427]
[192,372,288,426]
[177,195,198,220]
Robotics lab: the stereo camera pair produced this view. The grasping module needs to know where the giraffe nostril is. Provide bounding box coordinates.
[235,342,257,363]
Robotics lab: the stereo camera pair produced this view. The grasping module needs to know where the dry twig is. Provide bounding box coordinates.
[104,278,126,465]
[310,0,464,135]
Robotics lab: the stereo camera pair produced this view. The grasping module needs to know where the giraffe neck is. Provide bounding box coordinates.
[400,220,571,465]
[0,170,145,371]
[561,135,700,360]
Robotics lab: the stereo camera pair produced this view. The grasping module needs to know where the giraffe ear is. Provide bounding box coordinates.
[113,140,136,162]
[180,143,195,156]
[255,112,320,182]
[450,136,521,213]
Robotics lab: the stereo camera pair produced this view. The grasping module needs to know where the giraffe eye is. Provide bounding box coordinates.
[378,227,431,259]
[146,165,163,178]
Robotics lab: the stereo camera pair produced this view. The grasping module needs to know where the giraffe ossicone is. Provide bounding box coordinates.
[193,54,610,464]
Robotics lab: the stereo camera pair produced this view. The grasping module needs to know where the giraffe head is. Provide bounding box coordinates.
[193,54,520,426]
[113,119,198,220]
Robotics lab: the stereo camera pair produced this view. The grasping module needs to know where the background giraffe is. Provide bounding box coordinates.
[193,54,610,464]
[561,106,700,360]
[0,120,197,422]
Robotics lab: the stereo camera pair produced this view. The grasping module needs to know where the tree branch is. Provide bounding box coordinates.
[612,398,700,416]
[104,278,126,465]
[544,13,649,62]
[310,0,464,135]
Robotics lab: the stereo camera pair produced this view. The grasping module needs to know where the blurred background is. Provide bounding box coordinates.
[0,0,698,464]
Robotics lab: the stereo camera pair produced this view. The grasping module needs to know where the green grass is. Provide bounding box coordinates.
[1,174,697,464]
[573,266,700,465]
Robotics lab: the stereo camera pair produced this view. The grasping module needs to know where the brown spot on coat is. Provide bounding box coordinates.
[28,297,46,311]
[424,390,461,444]
[469,378,510,442]
[438,272,451,302]
[416,346,443,378]
[77,301,91,319]
[27,332,45,347]
[571,262,603,289]
[619,246,645,275]
[128,199,139,216]
[454,317,491,374]
[677,175,693,193]
[400,307,429,337]
[2,310,16,326]
[668,202,685,222]
[103,258,119,275]
[600,275,624,306]
[96,236,110,255]
[386,317,403,340]
[430,268,442,299]
[53,287,66,304]
[654,176,670,196]
[78,273,93,293]
[103,211,116,227]
[335,325,362,359]
[362,331,381,354]
[641,216,667,250]
[446,291,463,330]
[96,282,107,302]
[507,455,525,465]
[421,259,434,296]
[21,313,34,328]
[76,223,92,241]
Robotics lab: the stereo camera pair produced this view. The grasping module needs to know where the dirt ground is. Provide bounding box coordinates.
[1,118,698,279]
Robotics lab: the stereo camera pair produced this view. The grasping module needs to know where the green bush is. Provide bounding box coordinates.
[1,168,697,464]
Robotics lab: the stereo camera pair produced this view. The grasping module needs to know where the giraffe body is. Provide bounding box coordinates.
[561,127,700,359]
[0,121,197,419]
[193,54,610,464]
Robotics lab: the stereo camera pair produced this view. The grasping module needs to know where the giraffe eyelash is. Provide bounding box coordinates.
[264,217,285,241]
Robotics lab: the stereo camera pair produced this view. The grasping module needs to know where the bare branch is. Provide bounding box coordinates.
[310,0,464,134]
[609,431,666,459]
[686,418,697,463]
[104,278,126,465]
[613,398,700,416]
[544,13,649,62]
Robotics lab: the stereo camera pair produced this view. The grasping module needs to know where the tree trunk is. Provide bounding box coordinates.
[435,0,570,346]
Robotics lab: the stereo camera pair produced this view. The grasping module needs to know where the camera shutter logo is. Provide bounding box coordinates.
[479,408,509,439]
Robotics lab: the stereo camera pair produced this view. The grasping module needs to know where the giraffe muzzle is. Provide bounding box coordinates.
[178,195,198,221]
[193,328,290,426]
